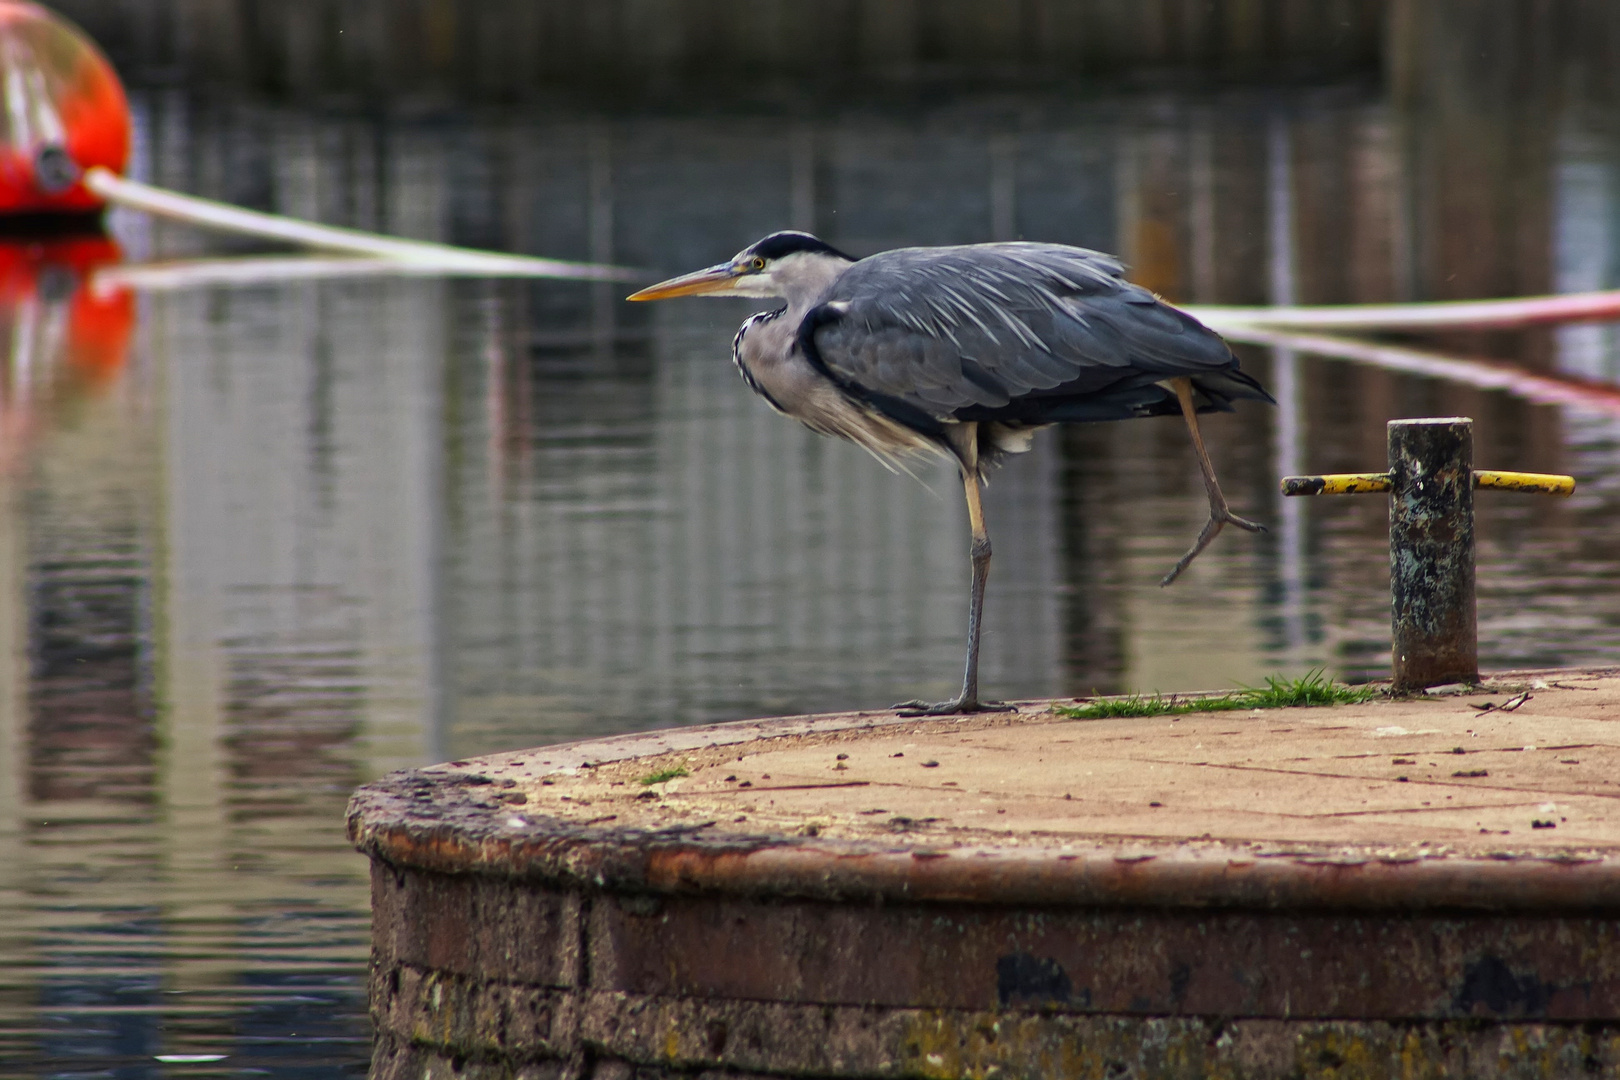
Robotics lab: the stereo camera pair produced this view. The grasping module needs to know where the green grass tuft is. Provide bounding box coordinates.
[1053,693,1243,720]
[1054,694,1207,720]
[1054,670,1376,721]
[638,764,689,786]
[1239,669,1378,708]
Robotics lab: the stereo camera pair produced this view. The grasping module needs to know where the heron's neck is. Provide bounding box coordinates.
[771,253,852,316]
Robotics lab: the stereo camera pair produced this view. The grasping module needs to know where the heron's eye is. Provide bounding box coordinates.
[749,257,766,271]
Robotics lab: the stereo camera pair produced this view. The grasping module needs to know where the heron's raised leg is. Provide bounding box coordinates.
[895,467,1000,716]
[1160,376,1266,586]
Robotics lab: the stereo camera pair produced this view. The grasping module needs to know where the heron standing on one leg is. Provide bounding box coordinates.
[629,232,1273,715]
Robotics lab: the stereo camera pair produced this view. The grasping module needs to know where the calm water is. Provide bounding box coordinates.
[3,72,1620,1076]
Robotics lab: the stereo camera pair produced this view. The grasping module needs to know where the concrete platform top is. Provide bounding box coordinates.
[348,668,1620,913]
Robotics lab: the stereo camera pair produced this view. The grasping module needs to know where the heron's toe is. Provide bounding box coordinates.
[1223,511,1267,533]
[893,697,1007,717]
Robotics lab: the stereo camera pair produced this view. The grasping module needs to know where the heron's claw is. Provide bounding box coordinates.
[892,697,1007,717]
[1160,507,1267,587]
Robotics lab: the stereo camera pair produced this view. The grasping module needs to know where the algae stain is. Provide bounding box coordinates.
[1298,1028,1378,1079]
[900,1010,1112,1080]
[900,1012,962,1079]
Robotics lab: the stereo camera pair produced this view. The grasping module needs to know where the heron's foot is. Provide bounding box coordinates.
[1159,507,1267,587]
[892,696,1006,717]
[1225,509,1267,534]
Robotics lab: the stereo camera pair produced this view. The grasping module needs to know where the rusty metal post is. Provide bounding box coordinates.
[1388,418,1477,691]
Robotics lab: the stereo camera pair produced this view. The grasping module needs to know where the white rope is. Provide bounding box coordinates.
[84,166,639,282]
[91,254,561,294]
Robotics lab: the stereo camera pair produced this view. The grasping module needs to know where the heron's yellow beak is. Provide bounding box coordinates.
[626,261,746,301]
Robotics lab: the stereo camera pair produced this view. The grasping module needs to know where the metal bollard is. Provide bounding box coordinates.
[1281,417,1575,693]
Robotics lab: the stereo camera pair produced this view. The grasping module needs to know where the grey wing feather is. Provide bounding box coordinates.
[807,243,1257,421]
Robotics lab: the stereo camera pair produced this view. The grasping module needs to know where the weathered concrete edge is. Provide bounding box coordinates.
[349,673,1620,915]
[351,808,1620,914]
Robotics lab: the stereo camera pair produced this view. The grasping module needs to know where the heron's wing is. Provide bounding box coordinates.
[804,243,1265,422]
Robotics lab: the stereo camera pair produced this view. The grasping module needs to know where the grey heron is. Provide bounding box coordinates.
[629,232,1272,714]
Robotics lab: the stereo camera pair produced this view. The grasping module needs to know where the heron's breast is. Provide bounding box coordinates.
[736,322,942,464]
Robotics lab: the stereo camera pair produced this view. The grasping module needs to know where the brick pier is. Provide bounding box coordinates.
[349,669,1620,1079]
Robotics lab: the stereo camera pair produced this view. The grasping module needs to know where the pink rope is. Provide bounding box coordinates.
[1218,325,1620,417]
[1189,291,1620,332]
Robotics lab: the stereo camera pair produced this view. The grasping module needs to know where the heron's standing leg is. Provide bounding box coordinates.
[896,429,999,716]
[1161,376,1266,586]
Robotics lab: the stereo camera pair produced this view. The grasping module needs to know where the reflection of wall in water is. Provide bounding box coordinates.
[0,273,394,1070]
[135,89,445,780]
[156,278,444,787]
[21,403,156,805]
[0,345,163,1063]
[1556,126,1620,385]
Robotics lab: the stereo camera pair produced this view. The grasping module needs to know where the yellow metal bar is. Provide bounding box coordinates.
[1280,474,1391,496]
[1282,471,1576,497]
[1473,470,1576,496]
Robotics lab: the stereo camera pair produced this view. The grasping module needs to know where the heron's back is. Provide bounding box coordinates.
[803,242,1272,430]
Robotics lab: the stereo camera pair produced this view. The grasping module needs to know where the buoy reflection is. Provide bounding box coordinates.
[0,229,132,471]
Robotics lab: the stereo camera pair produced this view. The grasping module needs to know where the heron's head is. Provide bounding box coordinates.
[627,231,854,303]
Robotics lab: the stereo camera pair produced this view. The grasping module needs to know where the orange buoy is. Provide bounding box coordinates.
[0,2,129,215]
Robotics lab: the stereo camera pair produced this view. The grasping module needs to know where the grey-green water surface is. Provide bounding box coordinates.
[5,70,1620,1076]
